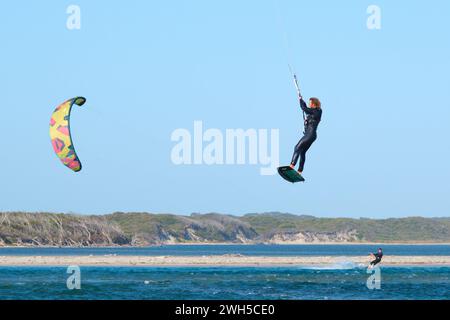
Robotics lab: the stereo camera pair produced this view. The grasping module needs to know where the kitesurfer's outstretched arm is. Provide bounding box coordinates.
[299,98,312,114]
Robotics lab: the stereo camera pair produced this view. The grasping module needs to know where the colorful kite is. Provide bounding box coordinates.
[49,97,86,172]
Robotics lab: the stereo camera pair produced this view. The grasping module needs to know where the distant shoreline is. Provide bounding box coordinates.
[1,242,450,248]
[1,255,450,267]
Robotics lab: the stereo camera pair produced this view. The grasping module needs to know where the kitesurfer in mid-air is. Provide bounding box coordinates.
[370,248,383,267]
[289,95,322,174]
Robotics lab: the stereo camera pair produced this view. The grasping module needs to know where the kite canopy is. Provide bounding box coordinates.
[49,97,86,172]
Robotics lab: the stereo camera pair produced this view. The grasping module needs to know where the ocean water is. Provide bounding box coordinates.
[0,265,450,300]
[1,244,450,256]
[0,245,449,300]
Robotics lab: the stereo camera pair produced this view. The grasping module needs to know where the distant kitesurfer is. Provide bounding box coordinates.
[370,248,383,267]
[289,96,322,174]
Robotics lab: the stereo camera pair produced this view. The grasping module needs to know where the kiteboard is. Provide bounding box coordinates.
[277,166,305,183]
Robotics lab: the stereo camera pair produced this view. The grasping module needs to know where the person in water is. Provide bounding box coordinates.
[370,248,383,267]
[289,96,322,174]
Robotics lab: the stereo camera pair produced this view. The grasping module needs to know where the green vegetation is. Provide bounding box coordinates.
[1,211,450,246]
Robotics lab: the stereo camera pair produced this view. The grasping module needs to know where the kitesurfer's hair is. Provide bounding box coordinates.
[309,97,321,108]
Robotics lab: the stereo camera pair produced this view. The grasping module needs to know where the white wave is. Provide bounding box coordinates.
[303,260,365,270]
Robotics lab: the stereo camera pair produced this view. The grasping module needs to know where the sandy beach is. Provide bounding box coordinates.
[1,255,450,266]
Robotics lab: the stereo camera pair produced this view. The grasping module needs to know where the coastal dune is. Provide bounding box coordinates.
[3,212,450,246]
[1,255,450,266]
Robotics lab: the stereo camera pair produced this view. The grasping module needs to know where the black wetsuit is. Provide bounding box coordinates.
[370,251,383,266]
[290,98,322,172]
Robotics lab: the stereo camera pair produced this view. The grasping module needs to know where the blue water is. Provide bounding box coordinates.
[1,265,449,300]
[1,245,450,299]
[1,244,450,256]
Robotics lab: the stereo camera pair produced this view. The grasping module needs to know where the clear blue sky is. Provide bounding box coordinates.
[1,1,449,218]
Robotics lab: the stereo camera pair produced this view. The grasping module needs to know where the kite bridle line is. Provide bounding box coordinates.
[277,1,306,132]
[288,64,306,130]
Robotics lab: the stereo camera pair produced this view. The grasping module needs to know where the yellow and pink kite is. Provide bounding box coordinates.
[49,97,86,172]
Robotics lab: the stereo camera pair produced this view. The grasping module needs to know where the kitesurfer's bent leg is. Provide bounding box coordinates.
[290,133,316,172]
[370,258,381,266]
[290,138,304,170]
